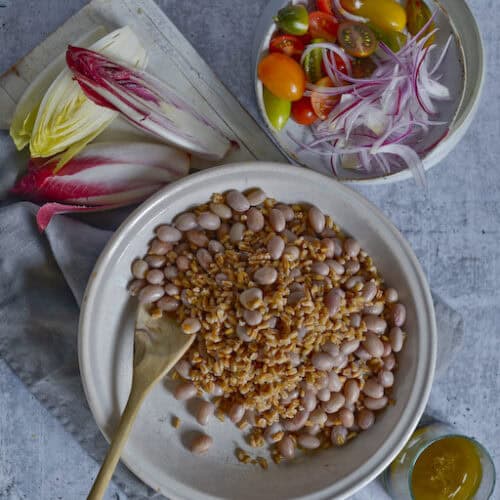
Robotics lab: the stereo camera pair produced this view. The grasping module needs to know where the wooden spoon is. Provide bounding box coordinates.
[88,305,195,500]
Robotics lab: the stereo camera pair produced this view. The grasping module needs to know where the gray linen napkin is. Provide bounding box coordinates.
[0,201,464,499]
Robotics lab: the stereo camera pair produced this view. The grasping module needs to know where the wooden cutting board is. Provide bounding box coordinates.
[0,0,285,166]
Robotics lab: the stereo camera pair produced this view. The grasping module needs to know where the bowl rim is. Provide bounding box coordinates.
[252,0,485,185]
[78,162,437,499]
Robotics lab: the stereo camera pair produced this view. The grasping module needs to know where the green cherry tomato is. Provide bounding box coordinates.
[303,38,325,83]
[273,4,309,36]
[263,87,291,131]
[367,22,407,52]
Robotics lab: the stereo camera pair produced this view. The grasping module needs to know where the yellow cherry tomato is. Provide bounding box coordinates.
[258,53,306,102]
[341,0,407,32]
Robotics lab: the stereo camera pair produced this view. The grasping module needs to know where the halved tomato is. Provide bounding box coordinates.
[351,56,377,78]
[316,0,333,14]
[337,22,378,58]
[269,35,305,59]
[309,11,339,43]
[311,76,340,120]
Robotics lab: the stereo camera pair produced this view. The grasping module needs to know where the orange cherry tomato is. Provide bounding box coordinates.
[337,22,378,58]
[292,97,318,125]
[317,0,333,14]
[269,35,305,59]
[258,53,306,101]
[309,11,339,43]
[311,76,340,120]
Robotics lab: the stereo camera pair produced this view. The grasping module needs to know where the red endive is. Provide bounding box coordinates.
[65,45,231,161]
[11,142,190,231]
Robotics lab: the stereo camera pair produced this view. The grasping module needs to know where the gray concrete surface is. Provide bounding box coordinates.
[0,0,498,499]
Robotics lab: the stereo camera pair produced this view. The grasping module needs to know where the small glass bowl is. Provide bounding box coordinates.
[383,422,496,499]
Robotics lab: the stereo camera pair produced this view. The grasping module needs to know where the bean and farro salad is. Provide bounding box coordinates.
[128,188,407,464]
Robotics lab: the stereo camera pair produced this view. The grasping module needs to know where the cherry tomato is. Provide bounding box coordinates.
[274,4,309,36]
[341,0,407,32]
[269,35,305,59]
[368,22,407,52]
[258,53,306,102]
[337,22,378,58]
[321,52,348,76]
[309,11,339,43]
[299,33,313,45]
[264,87,291,130]
[303,38,325,83]
[351,57,377,78]
[311,76,340,120]
[316,0,333,15]
[291,97,318,125]
[406,0,435,46]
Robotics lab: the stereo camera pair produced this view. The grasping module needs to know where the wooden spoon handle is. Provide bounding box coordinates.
[88,383,147,500]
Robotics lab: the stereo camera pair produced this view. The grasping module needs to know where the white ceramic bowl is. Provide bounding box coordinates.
[252,0,484,184]
[79,162,437,499]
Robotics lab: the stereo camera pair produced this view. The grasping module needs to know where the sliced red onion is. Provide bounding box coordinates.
[302,43,352,77]
[430,36,453,76]
[293,23,452,183]
[376,144,426,186]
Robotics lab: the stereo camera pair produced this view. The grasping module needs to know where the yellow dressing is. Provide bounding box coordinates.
[411,436,482,500]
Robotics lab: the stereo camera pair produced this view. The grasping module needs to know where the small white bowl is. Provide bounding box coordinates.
[79,162,436,499]
[252,0,484,184]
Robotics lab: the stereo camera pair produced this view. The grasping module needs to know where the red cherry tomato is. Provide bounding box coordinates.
[309,11,339,43]
[269,35,305,59]
[298,33,313,46]
[292,97,318,125]
[321,52,348,76]
[316,0,333,14]
[351,57,377,78]
[311,76,340,120]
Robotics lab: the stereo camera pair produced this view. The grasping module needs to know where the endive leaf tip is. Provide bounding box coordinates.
[27,27,147,162]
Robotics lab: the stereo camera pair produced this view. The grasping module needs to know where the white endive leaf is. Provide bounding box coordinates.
[9,26,107,150]
[17,27,147,170]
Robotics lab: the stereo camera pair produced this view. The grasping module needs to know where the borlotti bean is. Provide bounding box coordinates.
[128,189,408,460]
[196,400,215,425]
[175,212,197,231]
[190,433,213,455]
